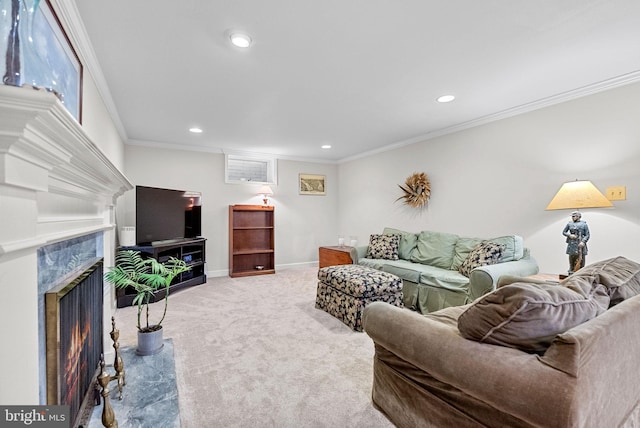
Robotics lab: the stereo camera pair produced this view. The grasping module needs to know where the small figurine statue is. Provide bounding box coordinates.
[562,211,590,275]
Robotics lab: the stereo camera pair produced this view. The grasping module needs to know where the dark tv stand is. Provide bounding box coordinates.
[115,237,207,308]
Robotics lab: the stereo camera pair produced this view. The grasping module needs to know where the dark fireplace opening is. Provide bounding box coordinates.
[46,258,104,428]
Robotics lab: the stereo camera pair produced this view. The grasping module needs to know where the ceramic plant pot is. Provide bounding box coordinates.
[136,327,164,356]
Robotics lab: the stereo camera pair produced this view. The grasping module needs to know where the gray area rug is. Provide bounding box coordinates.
[110,266,394,428]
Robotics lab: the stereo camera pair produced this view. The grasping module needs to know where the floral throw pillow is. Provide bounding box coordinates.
[458,241,504,277]
[366,234,400,260]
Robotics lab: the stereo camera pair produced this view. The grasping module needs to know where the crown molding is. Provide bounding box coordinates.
[127,139,339,164]
[339,70,640,164]
[52,0,129,142]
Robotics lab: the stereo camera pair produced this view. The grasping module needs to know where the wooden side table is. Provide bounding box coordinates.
[319,246,354,268]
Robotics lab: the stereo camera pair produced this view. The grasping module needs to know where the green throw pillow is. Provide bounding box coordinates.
[410,230,458,270]
[383,227,418,260]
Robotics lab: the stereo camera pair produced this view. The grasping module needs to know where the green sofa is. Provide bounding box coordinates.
[355,227,539,313]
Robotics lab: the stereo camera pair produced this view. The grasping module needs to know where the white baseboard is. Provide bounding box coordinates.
[206,261,318,278]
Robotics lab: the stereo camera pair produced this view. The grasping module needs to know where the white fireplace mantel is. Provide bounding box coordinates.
[0,84,132,404]
[0,84,132,255]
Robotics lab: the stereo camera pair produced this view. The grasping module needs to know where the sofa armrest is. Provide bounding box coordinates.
[348,246,361,264]
[354,245,368,262]
[468,254,539,301]
[496,274,549,288]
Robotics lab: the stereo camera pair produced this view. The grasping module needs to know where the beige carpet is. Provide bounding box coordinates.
[113,266,395,428]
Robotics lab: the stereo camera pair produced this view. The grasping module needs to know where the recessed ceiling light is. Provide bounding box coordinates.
[189,127,203,133]
[230,33,252,48]
[437,95,455,103]
[321,144,332,149]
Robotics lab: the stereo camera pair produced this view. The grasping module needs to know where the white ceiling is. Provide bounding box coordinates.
[74,0,640,162]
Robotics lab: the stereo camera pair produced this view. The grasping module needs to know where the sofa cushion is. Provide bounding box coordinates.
[451,237,484,271]
[383,227,418,260]
[457,281,610,354]
[568,256,640,306]
[488,235,524,262]
[410,230,459,270]
[358,259,422,283]
[458,242,504,278]
[380,260,422,284]
[418,265,470,292]
[366,234,400,260]
[424,304,471,328]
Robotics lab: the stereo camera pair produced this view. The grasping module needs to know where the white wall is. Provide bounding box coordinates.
[121,81,640,277]
[80,73,126,171]
[122,145,339,275]
[338,81,640,275]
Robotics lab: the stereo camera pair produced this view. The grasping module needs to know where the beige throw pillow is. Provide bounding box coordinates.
[458,281,610,354]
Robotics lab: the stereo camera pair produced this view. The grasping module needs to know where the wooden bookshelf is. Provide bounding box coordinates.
[229,205,275,277]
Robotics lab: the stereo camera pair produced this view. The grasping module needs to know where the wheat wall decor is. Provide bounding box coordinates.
[397,172,431,208]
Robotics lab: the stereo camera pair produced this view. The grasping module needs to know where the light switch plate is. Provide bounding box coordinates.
[606,186,626,201]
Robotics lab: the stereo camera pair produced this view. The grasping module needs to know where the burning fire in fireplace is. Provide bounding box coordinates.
[46,258,104,427]
[62,319,91,408]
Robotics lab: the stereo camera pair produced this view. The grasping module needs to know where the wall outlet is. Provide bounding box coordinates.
[606,186,626,201]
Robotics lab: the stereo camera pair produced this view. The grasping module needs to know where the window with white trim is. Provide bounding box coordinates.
[225,153,277,184]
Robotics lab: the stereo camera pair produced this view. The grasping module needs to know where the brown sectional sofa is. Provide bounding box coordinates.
[362,256,640,427]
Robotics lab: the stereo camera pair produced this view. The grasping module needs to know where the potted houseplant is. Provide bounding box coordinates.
[105,249,191,355]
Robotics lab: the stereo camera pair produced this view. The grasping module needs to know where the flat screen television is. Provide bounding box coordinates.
[135,185,202,245]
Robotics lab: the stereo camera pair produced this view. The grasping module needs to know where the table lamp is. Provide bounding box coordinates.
[546,180,612,211]
[257,185,274,206]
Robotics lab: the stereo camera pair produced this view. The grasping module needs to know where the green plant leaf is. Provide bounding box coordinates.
[104,250,192,331]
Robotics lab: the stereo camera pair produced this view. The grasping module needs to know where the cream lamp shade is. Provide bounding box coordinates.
[546,180,613,210]
[257,185,274,205]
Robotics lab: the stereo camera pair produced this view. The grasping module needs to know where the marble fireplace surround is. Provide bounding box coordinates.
[0,85,132,404]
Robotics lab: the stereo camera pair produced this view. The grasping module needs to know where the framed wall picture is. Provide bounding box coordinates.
[1,0,83,121]
[299,174,326,195]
